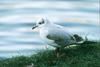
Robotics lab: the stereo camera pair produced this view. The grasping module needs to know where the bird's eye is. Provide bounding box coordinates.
[39,21,44,24]
[39,22,42,24]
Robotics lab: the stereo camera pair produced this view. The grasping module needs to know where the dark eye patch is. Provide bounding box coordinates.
[39,22,42,24]
[39,20,44,24]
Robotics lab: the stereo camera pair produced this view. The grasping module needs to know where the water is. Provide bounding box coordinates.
[0,0,99,58]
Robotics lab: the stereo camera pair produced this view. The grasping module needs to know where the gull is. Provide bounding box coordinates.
[32,18,84,56]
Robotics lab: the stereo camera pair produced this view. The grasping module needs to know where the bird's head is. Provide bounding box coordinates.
[32,17,50,29]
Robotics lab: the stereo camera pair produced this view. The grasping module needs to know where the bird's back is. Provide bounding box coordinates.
[40,24,76,47]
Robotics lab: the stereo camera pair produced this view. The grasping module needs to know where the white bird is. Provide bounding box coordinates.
[32,18,84,53]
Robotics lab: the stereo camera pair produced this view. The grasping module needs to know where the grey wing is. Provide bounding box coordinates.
[46,30,75,47]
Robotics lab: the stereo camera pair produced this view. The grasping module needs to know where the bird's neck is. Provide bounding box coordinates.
[40,23,53,31]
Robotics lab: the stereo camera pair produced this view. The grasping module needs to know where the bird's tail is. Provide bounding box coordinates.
[73,34,97,45]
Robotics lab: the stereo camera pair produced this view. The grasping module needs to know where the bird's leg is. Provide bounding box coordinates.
[55,47,66,58]
[55,47,60,58]
[55,47,60,52]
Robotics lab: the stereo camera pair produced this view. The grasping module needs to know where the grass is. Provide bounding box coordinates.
[0,42,100,67]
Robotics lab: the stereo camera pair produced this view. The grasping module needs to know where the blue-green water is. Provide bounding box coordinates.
[0,0,99,58]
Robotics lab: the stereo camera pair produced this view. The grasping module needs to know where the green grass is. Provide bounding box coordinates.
[0,43,100,67]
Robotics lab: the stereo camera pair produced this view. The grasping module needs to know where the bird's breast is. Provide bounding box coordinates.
[39,29,58,47]
[40,28,48,38]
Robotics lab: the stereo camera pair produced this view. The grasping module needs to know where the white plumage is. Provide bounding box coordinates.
[32,18,78,48]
